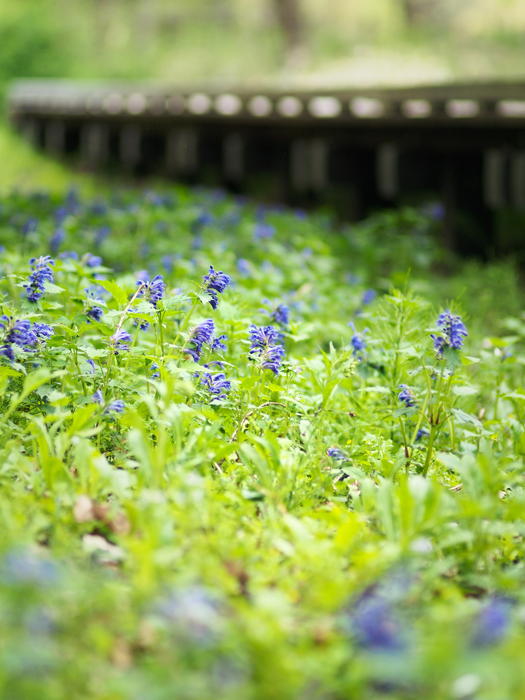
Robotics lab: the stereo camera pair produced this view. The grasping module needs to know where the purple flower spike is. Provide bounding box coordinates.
[201,266,231,310]
[187,320,215,363]
[431,310,468,357]
[110,329,132,354]
[248,325,286,375]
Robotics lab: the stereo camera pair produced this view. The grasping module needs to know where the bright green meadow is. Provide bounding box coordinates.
[0,186,525,699]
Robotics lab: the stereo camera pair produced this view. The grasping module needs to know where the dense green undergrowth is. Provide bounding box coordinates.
[1,187,525,699]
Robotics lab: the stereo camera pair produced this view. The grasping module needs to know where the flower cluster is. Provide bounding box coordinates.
[82,253,103,268]
[84,287,105,323]
[432,310,468,357]
[261,299,290,327]
[201,372,231,402]
[201,266,231,310]
[187,320,215,362]
[110,329,132,354]
[327,447,348,462]
[137,274,166,308]
[348,322,368,359]
[25,256,55,303]
[398,384,416,408]
[93,390,125,415]
[248,325,286,375]
[0,316,53,361]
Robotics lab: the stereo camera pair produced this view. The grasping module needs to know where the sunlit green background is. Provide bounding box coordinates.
[1,0,525,92]
[1,0,524,190]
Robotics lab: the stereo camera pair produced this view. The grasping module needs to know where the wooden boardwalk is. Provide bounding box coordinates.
[9,79,525,252]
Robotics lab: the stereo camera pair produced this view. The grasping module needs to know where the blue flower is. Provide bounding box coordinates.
[82,253,103,268]
[59,251,78,261]
[83,287,105,324]
[347,593,405,652]
[1,316,32,347]
[248,325,286,375]
[94,226,110,247]
[261,299,290,327]
[86,359,95,374]
[110,329,132,354]
[472,598,512,647]
[104,400,125,414]
[0,549,59,587]
[398,384,416,408]
[327,447,348,461]
[362,289,376,305]
[237,258,251,276]
[201,266,231,310]
[21,218,38,236]
[150,363,160,379]
[138,274,166,308]
[201,372,231,402]
[49,228,65,254]
[187,319,215,362]
[211,334,228,353]
[25,256,55,303]
[431,310,468,356]
[416,427,430,441]
[93,389,103,404]
[254,222,275,241]
[162,255,174,273]
[0,344,15,362]
[348,322,368,359]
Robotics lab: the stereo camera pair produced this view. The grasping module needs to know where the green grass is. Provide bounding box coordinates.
[0,185,525,698]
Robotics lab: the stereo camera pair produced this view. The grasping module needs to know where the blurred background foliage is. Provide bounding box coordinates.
[0,0,525,100]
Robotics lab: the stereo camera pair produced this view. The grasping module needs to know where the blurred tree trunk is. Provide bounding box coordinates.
[401,0,437,26]
[272,0,306,67]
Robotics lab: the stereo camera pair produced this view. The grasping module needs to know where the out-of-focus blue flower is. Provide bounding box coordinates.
[398,384,416,408]
[82,253,103,268]
[261,299,290,327]
[432,310,468,357]
[254,222,275,241]
[25,256,55,303]
[93,389,103,404]
[346,593,405,652]
[104,400,125,415]
[135,270,150,283]
[110,329,132,354]
[236,258,251,276]
[202,266,231,310]
[59,251,78,261]
[154,587,221,646]
[248,325,286,375]
[193,212,214,233]
[187,319,215,362]
[201,372,231,401]
[472,598,512,647]
[348,321,368,359]
[162,255,174,273]
[327,447,348,461]
[21,218,38,237]
[362,289,376,305]
[0,549,59,587]
[138,274,166,308]
[150,363,160,379]
[49,228,65,254]
[0,344,15,361]
[94,226,110,248]
[86,359,95,374]
[416,427,430,441]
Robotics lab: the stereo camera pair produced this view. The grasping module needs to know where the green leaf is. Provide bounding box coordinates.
[96,280,128,306]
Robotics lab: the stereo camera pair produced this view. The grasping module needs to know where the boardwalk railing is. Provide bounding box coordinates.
[8,79,525,252]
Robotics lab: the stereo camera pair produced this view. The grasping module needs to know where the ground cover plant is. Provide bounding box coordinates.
[1,187,525,699]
